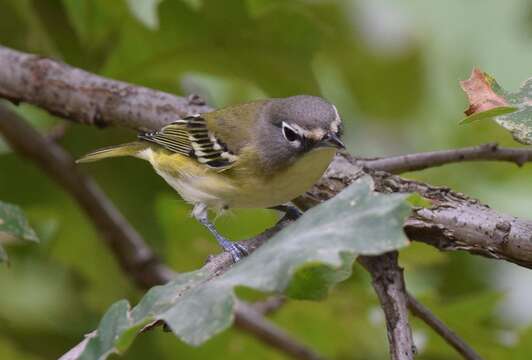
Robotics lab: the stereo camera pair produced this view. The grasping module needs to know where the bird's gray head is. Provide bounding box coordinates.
[256,95,344,172]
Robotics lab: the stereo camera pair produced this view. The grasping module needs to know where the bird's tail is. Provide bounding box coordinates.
[76,142,148,163]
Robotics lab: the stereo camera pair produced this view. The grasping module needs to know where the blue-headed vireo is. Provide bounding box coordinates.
[77,95,344,261]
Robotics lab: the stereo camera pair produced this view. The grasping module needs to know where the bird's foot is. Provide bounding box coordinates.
[270,204,302,220]
[218,237,248,262]
[228,243,248,262]
[192,203,249,263]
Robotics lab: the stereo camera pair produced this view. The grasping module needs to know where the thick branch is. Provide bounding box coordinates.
[406,295,483,360]
[2,46,532,269]
[358,252,415,360]
[0,105,323,360]
[360,142,532,174]
[376,172,532,269]
[2,45,532,358]
[0,45,210,131]
[301,154,532,269]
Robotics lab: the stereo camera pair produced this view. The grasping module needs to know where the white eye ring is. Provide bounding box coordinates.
[282,121,301,144]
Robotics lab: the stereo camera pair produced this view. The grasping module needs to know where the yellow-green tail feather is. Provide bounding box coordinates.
[76,142,148,163]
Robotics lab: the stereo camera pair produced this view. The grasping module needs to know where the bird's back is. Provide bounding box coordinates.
[202,99,269,154]
[78,96,341,211]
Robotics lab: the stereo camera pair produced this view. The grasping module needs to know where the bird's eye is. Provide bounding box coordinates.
[282,122,300,143]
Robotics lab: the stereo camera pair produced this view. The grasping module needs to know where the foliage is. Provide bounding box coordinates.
[1,0,532,359]
[0,201,38,264]
[76,177,409,359]
[460,68,532,144]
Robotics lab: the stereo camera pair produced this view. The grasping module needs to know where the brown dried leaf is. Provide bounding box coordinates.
[458,69,532,144]
[460,68,509,116]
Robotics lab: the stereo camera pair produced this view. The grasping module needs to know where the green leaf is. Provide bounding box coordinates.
[0,201,38,243]
[0,201,38,264]
[76,175,410,359]
[79,301,151,359]
[460,106,518,125]
[284,254,355,300]
[460,68,532,144]
[125,0,163,30]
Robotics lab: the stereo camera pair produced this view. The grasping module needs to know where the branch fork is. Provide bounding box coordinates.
[2,45,524,360]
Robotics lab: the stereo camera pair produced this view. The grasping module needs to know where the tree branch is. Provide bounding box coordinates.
[358,143,532,174]
[0,46,210,131]
[299,188,477,360]
[2,45,532,358]
[235,301,323,360]
[358,252,415,360]
[359,142,532,174]
[251,296,287,316]
[406,294,483,360]
[0,104,324,360]
[300,154,532,269]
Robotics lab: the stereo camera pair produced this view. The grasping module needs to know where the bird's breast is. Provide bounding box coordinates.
[145,147,336,211]
[227,147,337,208]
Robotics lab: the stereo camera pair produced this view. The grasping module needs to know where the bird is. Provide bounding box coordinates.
[77,95,345,262]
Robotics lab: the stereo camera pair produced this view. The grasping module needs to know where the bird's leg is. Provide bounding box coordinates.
[269,204,302,221]
[192,203,248,262]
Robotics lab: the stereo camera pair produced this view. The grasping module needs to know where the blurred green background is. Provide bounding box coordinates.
[2,0,532,359]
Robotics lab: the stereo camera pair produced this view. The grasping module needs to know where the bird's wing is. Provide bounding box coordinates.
[138,115,237,170]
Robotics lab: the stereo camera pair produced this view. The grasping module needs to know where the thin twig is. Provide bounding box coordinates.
[359,142,532,174]
[0,104,324,360]
[252,296,287,316]
[47,122,69,142]
[3,45,532,268]
[2,45,532,358]
[235,301,323,360]
[358,253,415,360]
[406,294,483,360]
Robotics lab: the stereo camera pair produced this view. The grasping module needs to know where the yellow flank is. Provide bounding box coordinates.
[78,140,336,211]
[145,146,336,210]
[147,149,237,209]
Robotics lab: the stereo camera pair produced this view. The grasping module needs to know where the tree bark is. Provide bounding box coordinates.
[359,253,415,360]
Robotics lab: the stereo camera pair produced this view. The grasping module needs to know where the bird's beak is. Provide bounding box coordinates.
[319,132,345,150]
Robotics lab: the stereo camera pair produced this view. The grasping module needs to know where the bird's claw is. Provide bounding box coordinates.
[227,242,248,263]
[269,205,302,220]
